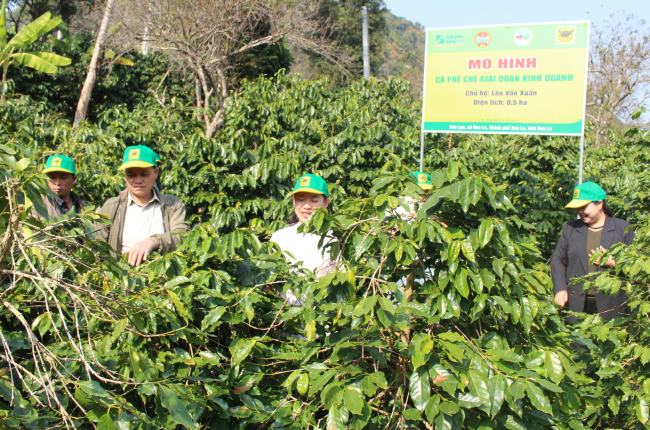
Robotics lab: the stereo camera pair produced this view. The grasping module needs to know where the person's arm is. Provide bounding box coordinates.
[550,224,570,306]
[150,201,189,254]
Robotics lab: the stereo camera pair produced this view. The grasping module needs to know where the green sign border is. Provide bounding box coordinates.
[423,120,583,135]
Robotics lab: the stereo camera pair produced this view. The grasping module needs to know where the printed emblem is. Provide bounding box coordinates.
[514,28,532,46]
[574,189,580,198]
[51,157,62,167]
[300,176,311,187]
[129,149,140,160]
[475,31,491,47]
[556,27,575,44]
[418,174,428,183]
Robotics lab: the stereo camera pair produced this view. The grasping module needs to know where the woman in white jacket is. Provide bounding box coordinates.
[271,174,336,283]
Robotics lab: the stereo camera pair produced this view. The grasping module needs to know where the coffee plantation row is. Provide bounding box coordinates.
[1,74,650,429]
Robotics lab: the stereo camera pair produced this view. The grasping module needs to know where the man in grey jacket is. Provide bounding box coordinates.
[96,145,188,266]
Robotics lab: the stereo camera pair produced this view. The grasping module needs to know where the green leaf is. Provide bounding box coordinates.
[487,374,506,417]
[544,351,563,384]
[468,370,490,405]
[229,338,256,367]
[343,387,364,415]
[403,408,422,420]
[460,240,476,262]
[326,405,348,430]
[8,12,55,48]
[97,412,118,430]
[309,369,337,397]
[15,157,31,171]
[322,385,344,409]
[454,268,469,298]
[435,412,453,430]
[468,177,483,204]
[201,306,226,331]
[608,394,620,415]
[167,290,189,322]
[430,365,458,396]
[458,178,471,212]
[446,162,459,180]
[159,386,198,429]
[478,219,494,247]
[425,395,440,422]
[0,0,7,49]
[410,367,431,411]
[525,381,553,415]
[637,398,650,424]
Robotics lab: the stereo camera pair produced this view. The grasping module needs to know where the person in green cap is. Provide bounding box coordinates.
[96,145,188,266]
[392,171,434,219]
[271,174,337,303]
[550,181,634,322]
[41,154,88,217]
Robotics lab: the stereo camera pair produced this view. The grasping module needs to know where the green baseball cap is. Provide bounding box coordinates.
[43,155,76,175]
[119,145,158,170]
[409,171,433,190]
[287,174,329,198]
[565,181,607,209]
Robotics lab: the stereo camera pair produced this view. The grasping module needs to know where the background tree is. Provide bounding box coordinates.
[116,0,351,139]
[73,0,115,125]
[587,12,650,144]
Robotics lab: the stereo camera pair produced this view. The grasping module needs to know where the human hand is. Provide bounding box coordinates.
[554,290,568,306]
[588,245,616,268]
[124,238,156,266]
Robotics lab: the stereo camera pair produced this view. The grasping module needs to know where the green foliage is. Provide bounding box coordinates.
[1,67,650,428]
[0,0,70,98]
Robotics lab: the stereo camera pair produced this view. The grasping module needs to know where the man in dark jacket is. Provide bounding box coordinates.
[42,155,88,217]
[96,146,188,266]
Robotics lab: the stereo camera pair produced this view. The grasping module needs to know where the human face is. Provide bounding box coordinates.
[125,167,159,200]
[293,192,330,223]
[576,200,605,225]
[46,171,76,199]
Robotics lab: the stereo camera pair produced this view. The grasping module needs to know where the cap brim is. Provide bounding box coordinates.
[119,160,156,170]
[287,187,327,198]
[43,167,74,174]
[564,199,592,209]
[418,184,433,190]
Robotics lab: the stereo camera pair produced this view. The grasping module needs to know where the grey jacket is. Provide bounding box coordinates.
[96,189,188,255]
[550,216,634,321]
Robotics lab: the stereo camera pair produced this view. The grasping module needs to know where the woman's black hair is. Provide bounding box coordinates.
[284,199,334,224]
[601,200,612,217]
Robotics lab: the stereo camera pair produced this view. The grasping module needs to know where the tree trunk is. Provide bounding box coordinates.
[73,0,116,126]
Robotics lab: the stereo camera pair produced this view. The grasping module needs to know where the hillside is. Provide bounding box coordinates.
[376,12,425,96]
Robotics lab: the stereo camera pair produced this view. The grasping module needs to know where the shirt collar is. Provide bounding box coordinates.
[127,190,160,207]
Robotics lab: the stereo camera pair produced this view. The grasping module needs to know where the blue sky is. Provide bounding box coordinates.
[383,0,649,29]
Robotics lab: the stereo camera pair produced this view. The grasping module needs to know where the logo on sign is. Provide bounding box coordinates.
[435,34,466,47]
[556,26,575,44]
[129,149,140,160]
[514,28,532,46]
[300,176,311,186]
[475,31,491,47]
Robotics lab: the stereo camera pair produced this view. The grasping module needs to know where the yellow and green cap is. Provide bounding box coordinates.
[287,174,329,198]
[119,145,158,170]
[409,171,433,190]
[564,181,607,209]
[43,155,76,175]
